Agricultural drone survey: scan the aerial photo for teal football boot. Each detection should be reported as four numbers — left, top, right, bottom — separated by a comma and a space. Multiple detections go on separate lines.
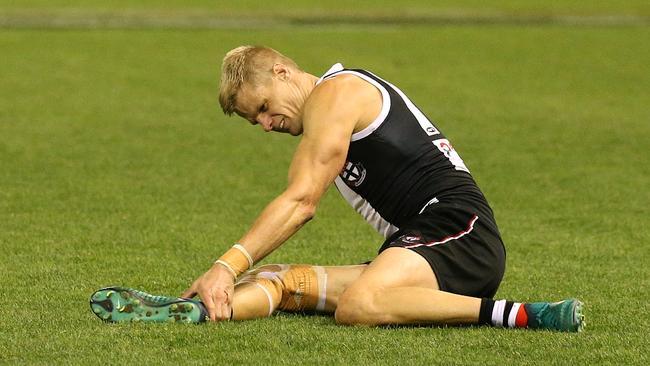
525, 299, 585, 332
90, 287, 209, 323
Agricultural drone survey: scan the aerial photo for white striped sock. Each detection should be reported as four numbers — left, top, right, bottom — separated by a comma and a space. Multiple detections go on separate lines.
508, 303, 522, 328
490, 300, 524, 328
491, 300, 507, 327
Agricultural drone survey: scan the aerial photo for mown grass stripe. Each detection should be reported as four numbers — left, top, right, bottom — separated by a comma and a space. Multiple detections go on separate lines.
1, 12, 648, 29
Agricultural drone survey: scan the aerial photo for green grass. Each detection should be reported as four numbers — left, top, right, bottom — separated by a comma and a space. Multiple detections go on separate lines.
1, 4, 649, 365
2, 1, 649, 29
3, 0, 650, 16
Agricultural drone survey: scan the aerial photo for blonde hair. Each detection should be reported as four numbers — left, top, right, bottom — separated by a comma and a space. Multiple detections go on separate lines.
218, 46, 300, 116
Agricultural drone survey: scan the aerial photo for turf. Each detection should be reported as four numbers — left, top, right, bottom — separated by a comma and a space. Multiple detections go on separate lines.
2, 1, 649, 30
1, 4, 649, 365
2, 0, 649, 16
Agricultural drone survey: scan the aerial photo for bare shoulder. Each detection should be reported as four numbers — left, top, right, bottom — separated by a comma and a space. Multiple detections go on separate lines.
303, 74, 382, 133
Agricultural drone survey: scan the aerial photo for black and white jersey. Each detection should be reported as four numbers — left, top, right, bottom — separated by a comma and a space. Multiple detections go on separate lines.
317, 63, 488, 238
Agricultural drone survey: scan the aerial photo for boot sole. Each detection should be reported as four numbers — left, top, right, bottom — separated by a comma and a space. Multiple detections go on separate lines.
89, 287, 208, 323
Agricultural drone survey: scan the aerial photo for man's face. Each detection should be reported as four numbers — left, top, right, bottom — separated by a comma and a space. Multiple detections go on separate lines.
234, 74, 304, 136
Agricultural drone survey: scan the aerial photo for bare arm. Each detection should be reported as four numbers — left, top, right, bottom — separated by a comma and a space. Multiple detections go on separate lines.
237, 101, 355, 260
182, 77, 373, 320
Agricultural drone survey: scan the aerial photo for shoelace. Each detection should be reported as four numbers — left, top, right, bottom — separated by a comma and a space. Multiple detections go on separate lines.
130, 289, 176, 305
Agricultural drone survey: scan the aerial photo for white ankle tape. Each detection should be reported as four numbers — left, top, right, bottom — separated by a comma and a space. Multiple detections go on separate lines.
314, 266, 328, 312
254, 282, 275, 317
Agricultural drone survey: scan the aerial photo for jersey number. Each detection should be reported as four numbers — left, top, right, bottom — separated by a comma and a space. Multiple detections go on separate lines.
433, 139, 470, 173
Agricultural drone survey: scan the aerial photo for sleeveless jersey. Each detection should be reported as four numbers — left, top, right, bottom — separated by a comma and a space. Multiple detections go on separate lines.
316, 64, 487, 238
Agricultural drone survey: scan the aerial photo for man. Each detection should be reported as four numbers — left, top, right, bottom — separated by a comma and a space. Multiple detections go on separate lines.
90, 46, 584, 332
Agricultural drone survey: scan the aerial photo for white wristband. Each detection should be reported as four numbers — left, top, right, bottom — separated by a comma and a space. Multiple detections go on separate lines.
214, 260, 237, 277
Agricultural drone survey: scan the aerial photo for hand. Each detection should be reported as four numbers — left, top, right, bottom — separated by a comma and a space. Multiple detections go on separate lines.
182, 263, 236, 322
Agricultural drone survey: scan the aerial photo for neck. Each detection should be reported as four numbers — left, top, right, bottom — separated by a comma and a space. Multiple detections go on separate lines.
286, 72, 319, 114
279, 72, 319, 126
297, 72, 320, 101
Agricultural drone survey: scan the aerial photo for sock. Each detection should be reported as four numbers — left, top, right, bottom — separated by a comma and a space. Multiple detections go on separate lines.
479, 298, 528, 328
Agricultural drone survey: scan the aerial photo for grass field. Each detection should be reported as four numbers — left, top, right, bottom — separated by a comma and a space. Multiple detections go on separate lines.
1, 2, 649, 365
4, 0, 650, 14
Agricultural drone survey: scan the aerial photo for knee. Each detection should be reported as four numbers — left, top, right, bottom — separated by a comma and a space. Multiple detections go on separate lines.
335, 287, 385, 326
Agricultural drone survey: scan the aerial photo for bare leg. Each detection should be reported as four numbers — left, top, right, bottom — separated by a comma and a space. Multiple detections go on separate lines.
230, 264, 366, 320
225, 251, 584, 332
335, 247, 481, 325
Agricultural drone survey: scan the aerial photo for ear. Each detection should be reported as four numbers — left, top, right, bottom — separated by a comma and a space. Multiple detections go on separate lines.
272, 63, 291, 81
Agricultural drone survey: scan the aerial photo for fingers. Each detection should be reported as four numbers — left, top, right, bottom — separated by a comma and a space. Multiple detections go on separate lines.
210, 288, 232, 321
202, 289, 218, 321
192, 284, 230, 322
185, 266, 235, 322
215, 297, 230, 321
223, 285, 234, 320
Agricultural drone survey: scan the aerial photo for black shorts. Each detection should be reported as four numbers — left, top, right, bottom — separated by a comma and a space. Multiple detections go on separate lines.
379, 198, 506, 298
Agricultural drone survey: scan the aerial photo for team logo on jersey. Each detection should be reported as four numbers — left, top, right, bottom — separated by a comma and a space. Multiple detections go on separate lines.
425, 125, 440, 136
395, 234, 423, 245
340, 161, 366, 187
